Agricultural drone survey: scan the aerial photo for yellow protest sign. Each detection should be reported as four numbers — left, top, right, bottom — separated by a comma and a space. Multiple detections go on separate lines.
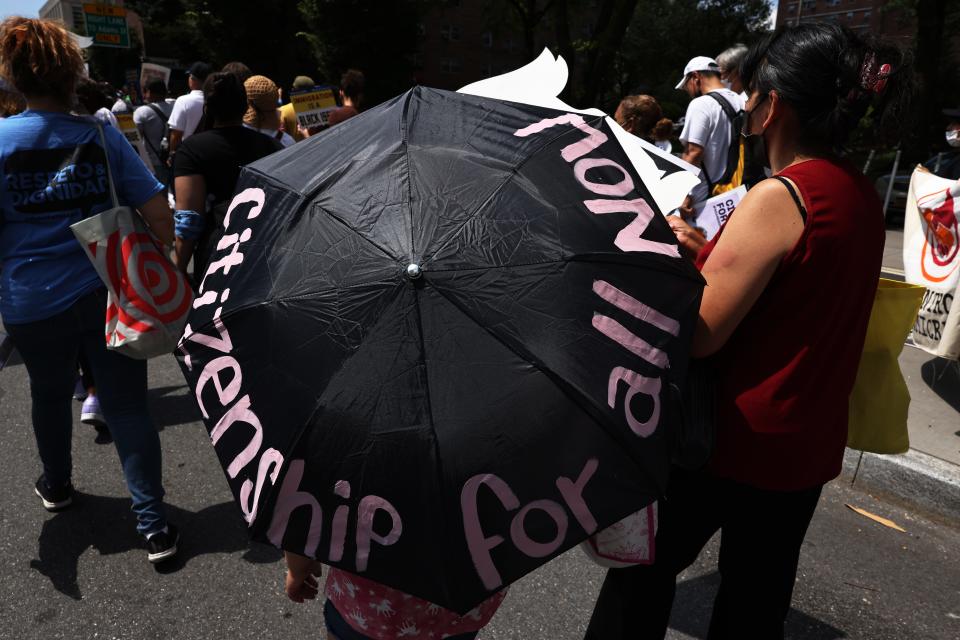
291, 86, 339, 128
115, 114, 153, 168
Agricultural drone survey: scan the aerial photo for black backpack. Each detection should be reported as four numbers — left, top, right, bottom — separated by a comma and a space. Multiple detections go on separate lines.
703, 92, 765, 196
143, 103, 170, 164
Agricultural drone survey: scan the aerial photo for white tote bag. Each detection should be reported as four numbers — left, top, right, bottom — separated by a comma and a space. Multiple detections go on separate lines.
70, 124, 193, 359
581, 503, 658, 568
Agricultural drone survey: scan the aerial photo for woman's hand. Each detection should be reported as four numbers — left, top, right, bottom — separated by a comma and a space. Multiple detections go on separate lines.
284, 551, 323, 604
667, 215, 707, 260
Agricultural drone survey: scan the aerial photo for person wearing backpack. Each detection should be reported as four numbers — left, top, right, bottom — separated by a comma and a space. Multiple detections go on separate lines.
133, 79, 174, 184
675, 56, 746, 217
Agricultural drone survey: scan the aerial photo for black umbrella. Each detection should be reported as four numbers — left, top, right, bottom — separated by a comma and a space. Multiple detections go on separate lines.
177, 87, 704, 614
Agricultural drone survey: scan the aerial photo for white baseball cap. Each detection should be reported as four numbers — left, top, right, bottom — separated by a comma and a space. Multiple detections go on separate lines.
675, 56, 721, 90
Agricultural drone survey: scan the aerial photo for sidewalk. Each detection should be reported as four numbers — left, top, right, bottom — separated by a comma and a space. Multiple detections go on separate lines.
843, 228, 960, 522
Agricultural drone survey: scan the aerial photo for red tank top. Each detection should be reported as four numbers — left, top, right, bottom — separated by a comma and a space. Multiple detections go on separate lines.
694, 158, 884, 490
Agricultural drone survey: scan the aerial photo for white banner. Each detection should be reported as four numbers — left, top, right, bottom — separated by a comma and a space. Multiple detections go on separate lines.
139, 63, 171, 91
903, 167, 960, 359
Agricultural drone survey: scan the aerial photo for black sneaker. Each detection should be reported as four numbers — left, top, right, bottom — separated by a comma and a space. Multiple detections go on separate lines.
34, 475, 73, 511
144, 524, 179, 563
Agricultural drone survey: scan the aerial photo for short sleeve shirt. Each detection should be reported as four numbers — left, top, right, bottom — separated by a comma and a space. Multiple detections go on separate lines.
168, 90, 205, 138
173, 126, 283, 208
173, 126, 282, 276
0, 110, 164, 323
679, 88, 745, 203
133, 99, 174, 167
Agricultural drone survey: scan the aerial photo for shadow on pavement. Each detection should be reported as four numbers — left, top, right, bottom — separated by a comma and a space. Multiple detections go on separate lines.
30, 493, 281, 598
147, 384, 203, 430
669, 572, 847, 639
921, 357, 960, 414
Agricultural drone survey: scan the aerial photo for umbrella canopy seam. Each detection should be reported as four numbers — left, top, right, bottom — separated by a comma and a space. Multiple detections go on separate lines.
418, 111, 610, 268
183, 277, 403, 338
423, 254, 704, 284
423, 275, 668, 495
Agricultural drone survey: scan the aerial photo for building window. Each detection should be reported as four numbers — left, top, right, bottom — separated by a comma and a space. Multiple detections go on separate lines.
847, 11, 854, 18
827, 0, 840, 6
788, 3, 797, 13
440, 58, 461, 74
71, 5, 87, 34
440, 24, 461, 42
482, 31, 493, 48
864, 11, 871, 20
802, 0, 815, 10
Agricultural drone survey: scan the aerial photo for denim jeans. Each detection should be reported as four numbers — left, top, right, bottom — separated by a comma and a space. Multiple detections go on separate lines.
6, 288, 167, 535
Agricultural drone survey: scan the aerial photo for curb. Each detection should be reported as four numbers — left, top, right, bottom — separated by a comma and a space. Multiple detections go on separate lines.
841, 447, 960, 523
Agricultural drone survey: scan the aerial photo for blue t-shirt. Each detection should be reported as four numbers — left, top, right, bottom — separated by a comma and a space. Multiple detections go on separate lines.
0, 110, 164, 324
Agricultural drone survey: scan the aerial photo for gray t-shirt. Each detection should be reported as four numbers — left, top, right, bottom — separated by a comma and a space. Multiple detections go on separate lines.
133, 99, 174, 168
679, 88, 745, 203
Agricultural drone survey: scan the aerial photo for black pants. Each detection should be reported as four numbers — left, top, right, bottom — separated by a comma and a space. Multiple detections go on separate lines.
585, 468, 822, 640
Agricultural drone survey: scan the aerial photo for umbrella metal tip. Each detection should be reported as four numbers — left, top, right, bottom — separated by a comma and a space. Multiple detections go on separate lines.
406, 263, 423, 279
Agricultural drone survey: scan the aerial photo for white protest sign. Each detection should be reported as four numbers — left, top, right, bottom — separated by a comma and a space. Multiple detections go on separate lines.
290, 85, 339, 129
690, 186, 746, 241
139, 63, 171, 91
115, 113, 153, 169
903, 167, 960, 359
458, 49, 700, 215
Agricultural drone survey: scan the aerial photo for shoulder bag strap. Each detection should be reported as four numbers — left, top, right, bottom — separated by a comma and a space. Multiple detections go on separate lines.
705, 91, 738, 120
772, 175, 808, 224
147, 102, 169, 123
95, 123, 121, 210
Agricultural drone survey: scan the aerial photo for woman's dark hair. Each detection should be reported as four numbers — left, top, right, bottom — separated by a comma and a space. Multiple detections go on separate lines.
652, 117, 674, 142
202, 71, 247, 130
617, 94, 664, 142
740, 22, 911, 152
75, 77, 114, 114
221, 61, 253, 84
340, 69, 365, 106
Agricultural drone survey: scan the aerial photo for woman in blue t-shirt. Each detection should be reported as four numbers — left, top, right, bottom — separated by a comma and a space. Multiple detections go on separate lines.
0, 17, 179, 562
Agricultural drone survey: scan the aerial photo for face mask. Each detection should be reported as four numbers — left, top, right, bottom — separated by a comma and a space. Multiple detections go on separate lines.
742, 94, 770, 170
741, 94, 768, 140
947, 130, 960, 148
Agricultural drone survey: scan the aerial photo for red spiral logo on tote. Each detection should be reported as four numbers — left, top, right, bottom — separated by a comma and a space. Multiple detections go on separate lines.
98, 229, 192, 339
917, 187, 960, 284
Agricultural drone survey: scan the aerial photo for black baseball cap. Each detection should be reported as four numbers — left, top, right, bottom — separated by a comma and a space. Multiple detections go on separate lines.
187, 62, 213, 82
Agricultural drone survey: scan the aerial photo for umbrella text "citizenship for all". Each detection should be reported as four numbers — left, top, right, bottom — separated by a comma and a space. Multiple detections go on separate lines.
457, 115, 685, 590
180, 188, 406, 575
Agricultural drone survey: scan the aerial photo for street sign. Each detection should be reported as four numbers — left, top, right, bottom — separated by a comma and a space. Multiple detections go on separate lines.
83, 3, 129, 49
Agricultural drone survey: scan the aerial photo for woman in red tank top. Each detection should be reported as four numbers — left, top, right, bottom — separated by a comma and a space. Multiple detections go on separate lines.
586, 23, 910, 639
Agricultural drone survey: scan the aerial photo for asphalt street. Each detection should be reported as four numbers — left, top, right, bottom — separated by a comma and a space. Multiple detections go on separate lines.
1, 225, 958, 639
